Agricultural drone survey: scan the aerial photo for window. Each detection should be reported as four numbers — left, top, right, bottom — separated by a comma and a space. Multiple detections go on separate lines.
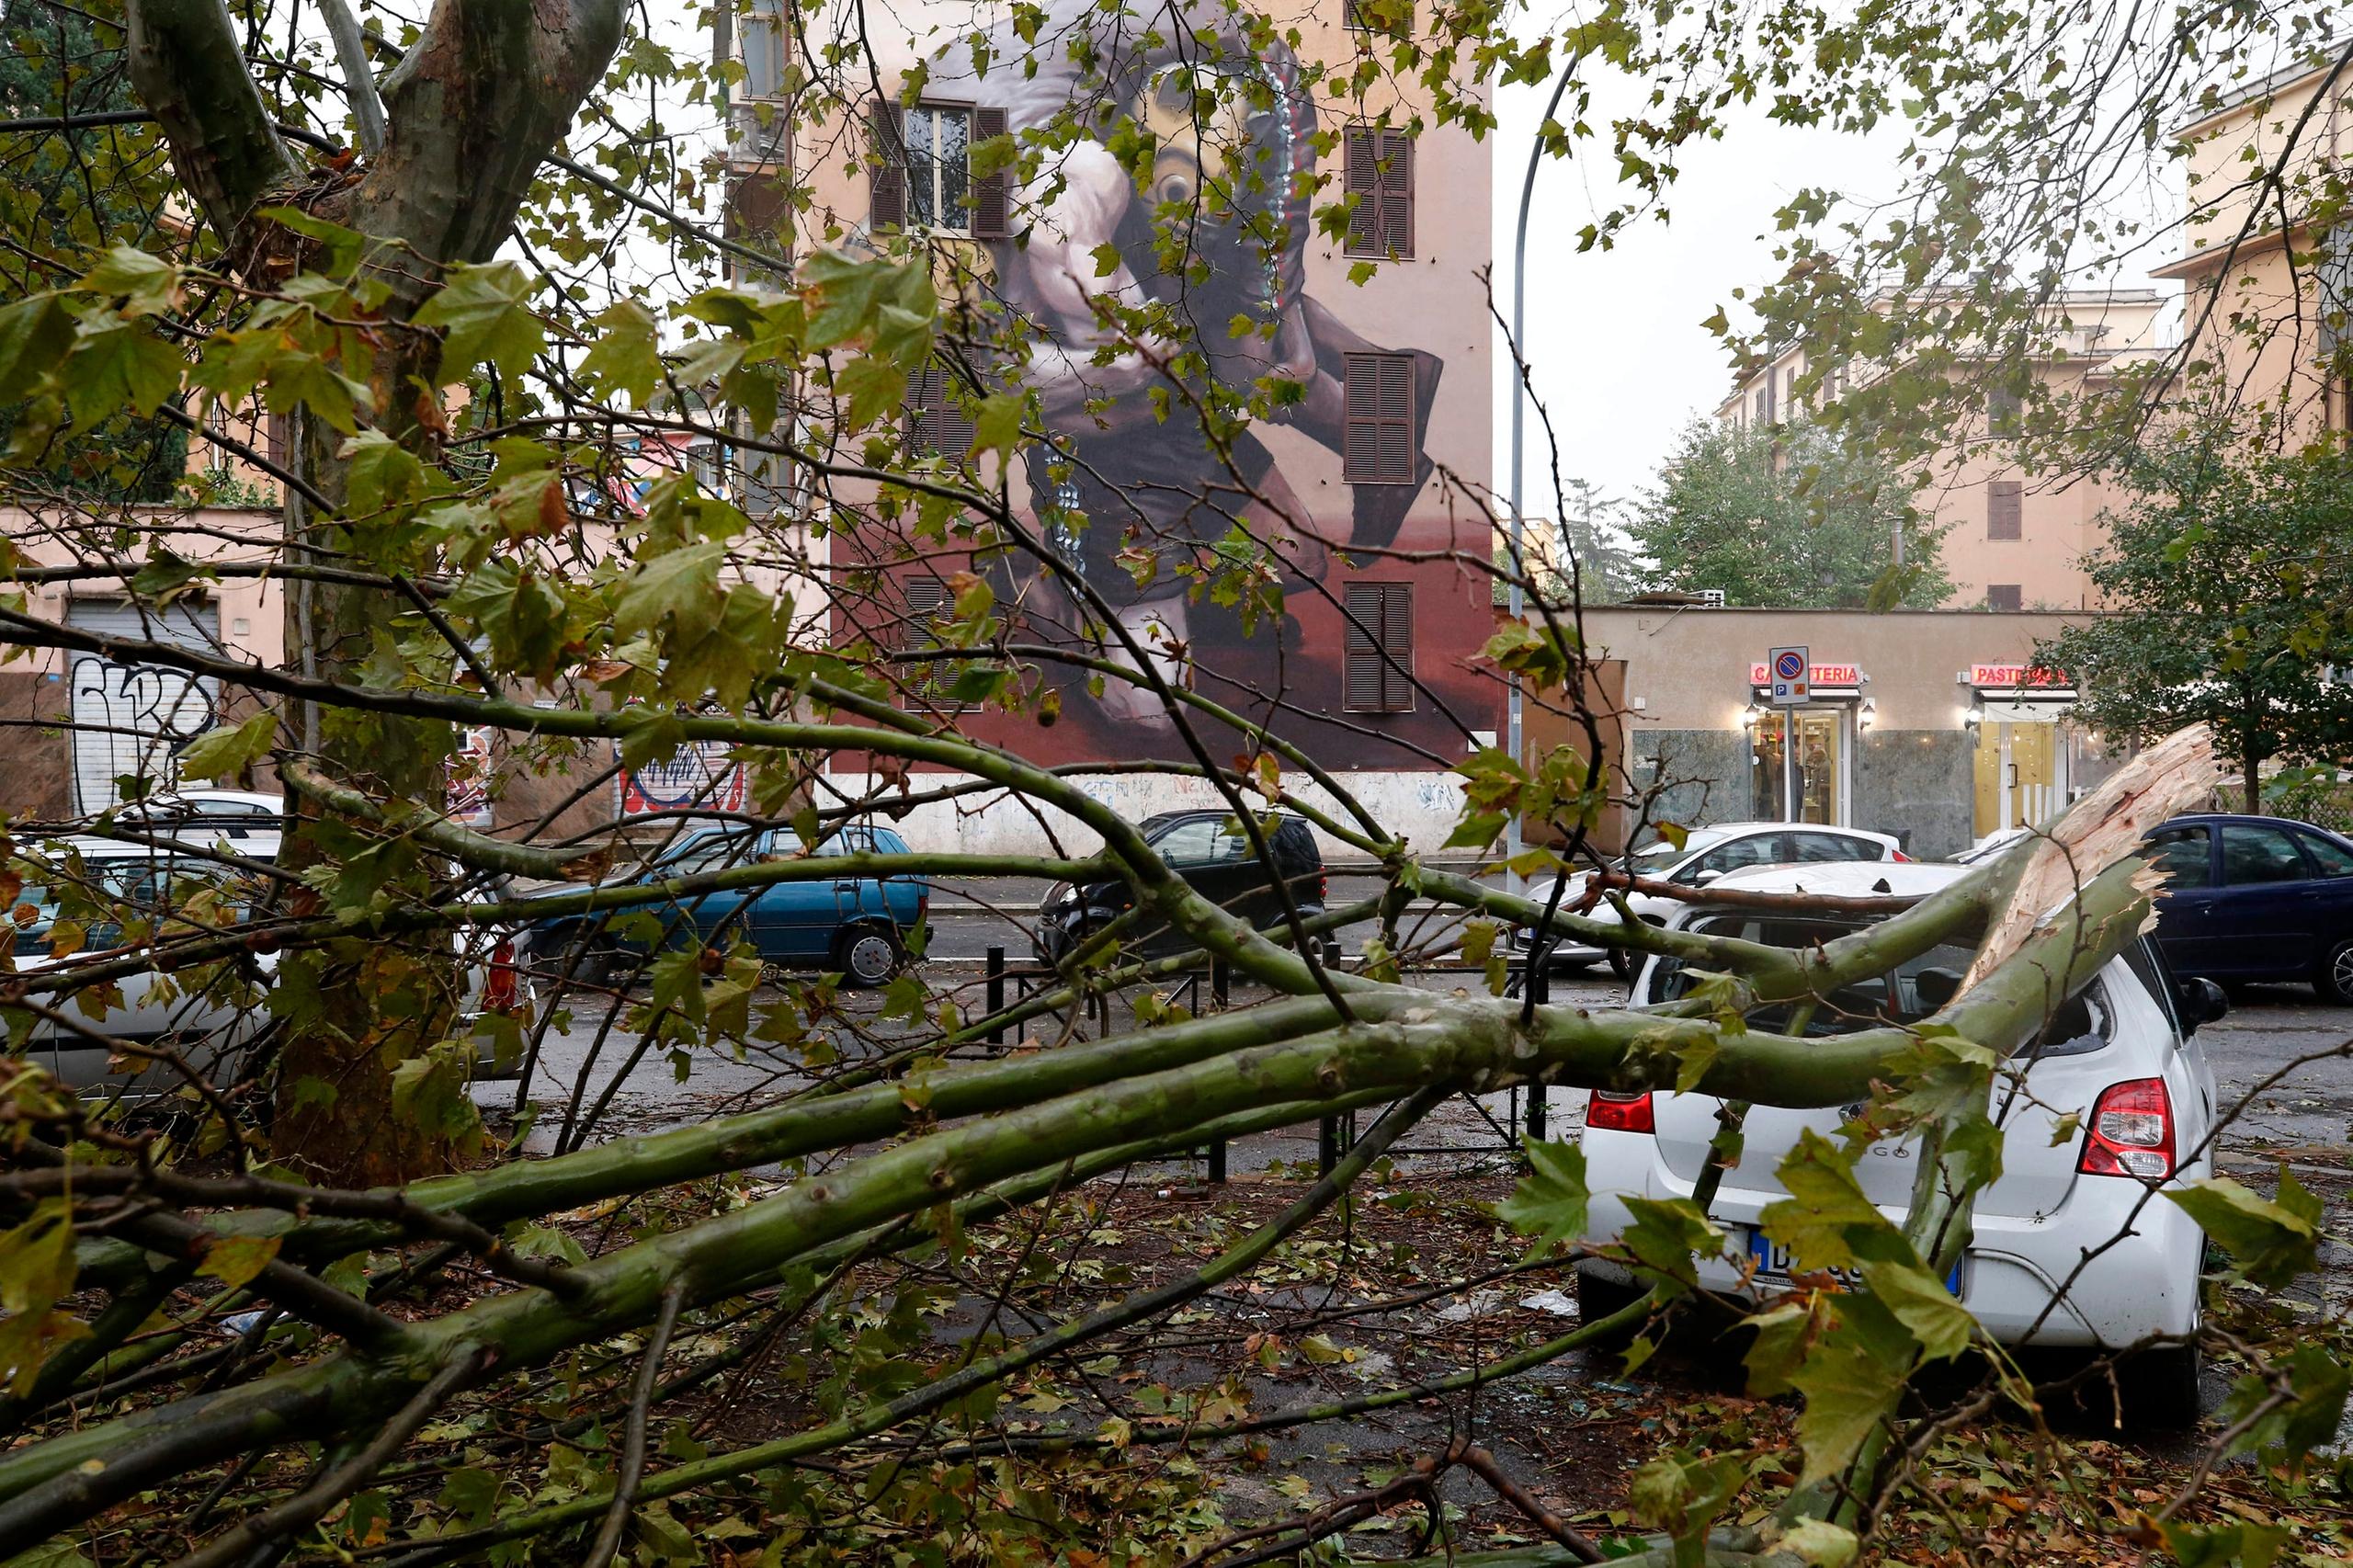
2300, 832, 2353, 878
1986, 479, 2022, 540
1987, 385, 2022, 433
1341, 582, 1414, 712
1342, 352, 1416, 483
1984, 584, 2022, 611
1791, 832, 1881, 863
1343, 127, 1413, 258
741, 0, 784, 97
904, 364, 977, 457
2146, 825, 2211, 890
2220, 823, 2312, 886
1677, 832, 1786, 883
901, 574, 973, 709
1153, 817, 1234, 865
869, 100, 1009, 236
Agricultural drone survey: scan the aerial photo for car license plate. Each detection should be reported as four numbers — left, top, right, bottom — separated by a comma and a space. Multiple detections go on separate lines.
1746, 1231, 1962, 1295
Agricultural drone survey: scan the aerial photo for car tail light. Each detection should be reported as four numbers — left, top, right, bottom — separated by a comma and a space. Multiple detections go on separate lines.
1317, 870, 1328, 901
483, 937, 520, 1013
2077, 1078, 2175, 1179
1586, 1090, 1654, 1133
1890, 848, 1913, 863
916, 885, 930, 925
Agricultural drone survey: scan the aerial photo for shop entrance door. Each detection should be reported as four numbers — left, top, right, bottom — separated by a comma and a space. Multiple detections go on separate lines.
1972, 720, 2062, 835
1751, 708, 1848, 824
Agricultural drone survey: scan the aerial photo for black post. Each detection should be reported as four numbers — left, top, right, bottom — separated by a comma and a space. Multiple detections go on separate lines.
985, 947, 1006, 1045
1318, 1115, 1339, 1176
1211, 956, 1229, 1010
1526, 961, 1550, 1142
1207, 1136, 1227, 1184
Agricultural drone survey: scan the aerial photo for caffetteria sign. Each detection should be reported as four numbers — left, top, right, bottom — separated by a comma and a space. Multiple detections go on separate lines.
1748, 661, 1861, 686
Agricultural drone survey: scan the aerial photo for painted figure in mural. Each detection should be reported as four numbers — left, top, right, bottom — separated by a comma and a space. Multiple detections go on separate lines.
920, 0, 1444, 734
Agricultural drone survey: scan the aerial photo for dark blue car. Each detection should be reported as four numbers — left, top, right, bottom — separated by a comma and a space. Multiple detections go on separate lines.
2145, 813, 2353, 1003
525, 824, 926, 988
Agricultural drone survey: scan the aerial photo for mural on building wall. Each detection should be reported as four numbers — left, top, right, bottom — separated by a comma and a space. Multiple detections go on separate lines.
617, 738, 747, 817
868, 0, 1488, 766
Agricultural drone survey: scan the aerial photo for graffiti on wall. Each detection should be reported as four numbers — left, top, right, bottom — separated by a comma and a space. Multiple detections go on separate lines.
69, 654, 220, 814
617, 739, 747, 817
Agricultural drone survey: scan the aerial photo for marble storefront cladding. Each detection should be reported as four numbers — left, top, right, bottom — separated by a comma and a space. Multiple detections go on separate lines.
1626, 727, 1978, 859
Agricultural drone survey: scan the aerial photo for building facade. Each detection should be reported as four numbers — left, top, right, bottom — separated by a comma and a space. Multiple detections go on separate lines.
2153, 54, 2353, 437
1576, 604, 2119, 858
726, 0, 1500, 858
1713, 291, 2168, 612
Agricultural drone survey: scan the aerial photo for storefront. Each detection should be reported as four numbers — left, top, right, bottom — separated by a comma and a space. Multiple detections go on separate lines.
1570, 607, 2109, 860
1741, 661, 1865, 825
1963, 662, 2112, 838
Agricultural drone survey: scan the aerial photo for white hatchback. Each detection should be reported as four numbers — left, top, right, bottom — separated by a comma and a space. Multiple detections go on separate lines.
1573, 860, 2223, 1423
1512, 822, 1907, 978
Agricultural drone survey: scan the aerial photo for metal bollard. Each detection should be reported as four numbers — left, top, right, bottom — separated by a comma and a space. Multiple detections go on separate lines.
1527, 961, 1550, 1141
985, 947, 1006, 1045
1317, 1116, 1339, 1176
1211, 956, 1230, 1010
1207, 1137, 1227, 1183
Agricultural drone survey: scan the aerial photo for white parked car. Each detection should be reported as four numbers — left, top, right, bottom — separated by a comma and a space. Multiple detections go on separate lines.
1571, 860, 2224, 1424
1512, 822, 1908, 978
8, 830, 527, 1096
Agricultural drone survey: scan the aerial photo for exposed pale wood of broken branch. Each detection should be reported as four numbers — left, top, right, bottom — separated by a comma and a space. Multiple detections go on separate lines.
1960, 723, 2217, 990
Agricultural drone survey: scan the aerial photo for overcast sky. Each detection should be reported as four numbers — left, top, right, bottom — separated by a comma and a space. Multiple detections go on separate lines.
1488, 76, 1915, 518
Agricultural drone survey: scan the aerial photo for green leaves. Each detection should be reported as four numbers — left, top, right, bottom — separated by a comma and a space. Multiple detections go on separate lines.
0, 294, 76, 404
175, 709, 280, 782
1629, 1449, 1745, 1568
413, 261, 545, 384
2212, 1342, 2350, 1470
576, 300, 664, 407
2164, 1170, 2322, 1290
63, 316, 181, 425
195, 1233, 284, 1293
0, 1200, 85, 1396
78, 244, 180, 317
1496, 1137, 1588, 1254
1758, 1130, 1896, 1272
1855, 1258, 1972, 1361
2154, 1519, 2287, 1568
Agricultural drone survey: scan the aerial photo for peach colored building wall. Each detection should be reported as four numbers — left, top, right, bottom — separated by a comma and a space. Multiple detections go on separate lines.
1714, 293, 2166, 610
2154, 59, 2353, 437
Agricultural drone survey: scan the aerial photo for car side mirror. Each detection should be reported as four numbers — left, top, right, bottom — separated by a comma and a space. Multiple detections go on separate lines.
2179, 977, 2230, 1033
1691, 868, 1723, 885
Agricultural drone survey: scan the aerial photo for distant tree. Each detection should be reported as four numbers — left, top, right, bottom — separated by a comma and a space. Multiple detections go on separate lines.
0, 0, 187, 500
1496, 478, 1639, 606
1631, 417, 1949, 608
2040, 431, 2353, 807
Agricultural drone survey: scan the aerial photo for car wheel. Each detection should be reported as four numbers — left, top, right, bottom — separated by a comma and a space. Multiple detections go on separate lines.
2118, 1343, 2204, 1429
1574, 1269, 1649, 1348
2314, 937, 2353, 1006
836, 925, 904, 988
1605, 947, 1633, 983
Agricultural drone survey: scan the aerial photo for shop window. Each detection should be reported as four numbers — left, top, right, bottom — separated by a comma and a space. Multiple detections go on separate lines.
1342, 353, 1417, 483
1751, 709, 1846, 825
1984, 584, 2022, 611
1986, 480, 2022, 540
1342, 581, 1414, 712
1343, 127, 1414, 259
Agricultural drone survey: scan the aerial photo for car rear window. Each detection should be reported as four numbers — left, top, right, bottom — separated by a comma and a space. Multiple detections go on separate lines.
1650, 913, 2109, 1055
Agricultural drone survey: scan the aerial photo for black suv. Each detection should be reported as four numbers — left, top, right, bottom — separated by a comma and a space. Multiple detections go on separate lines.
1033, 809, 1326, 962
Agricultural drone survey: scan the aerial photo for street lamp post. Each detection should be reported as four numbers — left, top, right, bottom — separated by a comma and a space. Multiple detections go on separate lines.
1506, 67, 1578, 892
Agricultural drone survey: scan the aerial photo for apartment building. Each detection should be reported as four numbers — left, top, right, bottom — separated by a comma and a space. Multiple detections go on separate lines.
1712, 290, 2166, 613
722, 0, 1500, 855
2153, 51, 2353, 436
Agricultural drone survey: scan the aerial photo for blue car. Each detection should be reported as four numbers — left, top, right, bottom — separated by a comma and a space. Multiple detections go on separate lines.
2144, 812, 2353, 1003
524, 824, 926, 988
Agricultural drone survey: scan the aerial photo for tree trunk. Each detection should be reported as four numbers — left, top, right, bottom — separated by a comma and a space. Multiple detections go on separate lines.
124, 0, 626, 1184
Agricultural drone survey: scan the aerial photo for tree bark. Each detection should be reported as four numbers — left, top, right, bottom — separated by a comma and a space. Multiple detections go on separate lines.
122, 0, 628, 1184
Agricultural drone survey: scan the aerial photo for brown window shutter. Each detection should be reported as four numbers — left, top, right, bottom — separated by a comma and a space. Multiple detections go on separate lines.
904, 365, 937, 453
1985, 584, 2022, 611
1381, 131, 1414, 257
1986, 479, 2023, 540
1344, 127, 1379, 255
869, 99, 906, 231
1343, 583, 1414, 711
971, 106, 1010, 238
1342, 353, 1416, 483
901, 574, 963, 706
